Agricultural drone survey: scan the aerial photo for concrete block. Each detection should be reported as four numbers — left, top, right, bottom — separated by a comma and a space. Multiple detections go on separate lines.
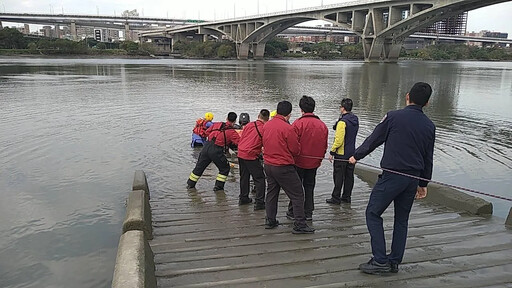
355, 165, 493, 215
506, 207, 512, 227
123, 190, 153, 240
426, 184, 493, 215
133, 170, 150, 198
112, 231, 156, 288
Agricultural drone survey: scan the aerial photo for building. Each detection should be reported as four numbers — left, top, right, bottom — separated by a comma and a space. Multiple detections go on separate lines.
422, 12, 468, 35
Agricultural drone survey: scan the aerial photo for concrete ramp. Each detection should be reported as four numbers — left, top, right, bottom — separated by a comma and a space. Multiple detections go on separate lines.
149, 184, 512, 287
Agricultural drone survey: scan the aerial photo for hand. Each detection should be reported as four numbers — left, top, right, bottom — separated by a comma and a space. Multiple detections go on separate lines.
415, 187, 427, 199
328, 155, 333, 163
349, 156, 357, 165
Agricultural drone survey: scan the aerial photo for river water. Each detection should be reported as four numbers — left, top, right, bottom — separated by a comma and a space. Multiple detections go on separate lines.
0, 58, 511, 287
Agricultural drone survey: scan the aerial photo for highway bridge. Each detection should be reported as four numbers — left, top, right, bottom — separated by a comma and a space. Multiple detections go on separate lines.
0, 13, 203, 40
285, 26, 512, 45
139, 0, 512, 62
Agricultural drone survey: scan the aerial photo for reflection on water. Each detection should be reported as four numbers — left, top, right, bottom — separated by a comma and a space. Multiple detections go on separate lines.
0, 58, 511, 287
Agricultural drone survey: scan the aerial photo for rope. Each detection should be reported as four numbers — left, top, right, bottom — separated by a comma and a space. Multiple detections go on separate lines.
300, 155, 512, 202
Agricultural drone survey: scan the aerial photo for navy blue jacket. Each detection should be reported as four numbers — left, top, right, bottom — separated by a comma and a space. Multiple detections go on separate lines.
353, 105, 435, 187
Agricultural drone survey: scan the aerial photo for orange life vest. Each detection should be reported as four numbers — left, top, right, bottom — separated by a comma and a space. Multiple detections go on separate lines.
193, 119, 209, 138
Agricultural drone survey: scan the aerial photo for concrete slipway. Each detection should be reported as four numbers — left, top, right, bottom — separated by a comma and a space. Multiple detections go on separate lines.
143, 167, 512, 288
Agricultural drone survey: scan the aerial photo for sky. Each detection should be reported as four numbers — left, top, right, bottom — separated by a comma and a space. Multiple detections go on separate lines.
1, 0, 511, 38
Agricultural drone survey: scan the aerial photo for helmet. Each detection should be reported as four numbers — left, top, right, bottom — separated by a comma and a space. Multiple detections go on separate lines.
204, 112, 214, 121
270, 110, 277, 118
239, 113, 250, 126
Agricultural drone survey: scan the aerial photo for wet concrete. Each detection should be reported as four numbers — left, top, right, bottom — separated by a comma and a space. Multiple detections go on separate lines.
149, 171, 512, 287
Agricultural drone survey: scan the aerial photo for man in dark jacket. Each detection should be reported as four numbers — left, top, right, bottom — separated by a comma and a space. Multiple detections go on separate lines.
263, 101, 314, 234
187, 112, 240, 191
237, 109, 270, 209
350, 82, 435, 275
286, 96, 328, 221
326, 98, 359, 204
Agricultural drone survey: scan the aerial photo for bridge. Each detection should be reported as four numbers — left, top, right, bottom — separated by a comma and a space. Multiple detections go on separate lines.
139, 0, 512, 62
0, 13, 203, 40
284, 26, 512, 45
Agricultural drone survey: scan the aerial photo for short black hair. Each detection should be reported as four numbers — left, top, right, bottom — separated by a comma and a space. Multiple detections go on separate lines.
341, 98, 353, 112
259, 109, 270, 121
409, 82, 432, 107
276, 101, 292, 116
299, 95, 315, 113
227, 112, 237, 123
239, 113, 250, 126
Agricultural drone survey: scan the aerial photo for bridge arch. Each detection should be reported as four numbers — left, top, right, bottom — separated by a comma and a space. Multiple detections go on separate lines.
150, 0, 512, 62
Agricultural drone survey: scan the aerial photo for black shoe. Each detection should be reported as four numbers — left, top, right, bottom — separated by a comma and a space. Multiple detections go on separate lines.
239, 198, 253, 205
292, 224, 315, 234
326, 198, 341, 205
390, 262, 399, 273
254, 203, 265, 211
340, 198, 351, 204
286, 212, 294, 220
213, 186, 224, 191
265, 218, 279, 229
359, 258, 392, 275
305, 214, 313, 221
186, 180, 196, 189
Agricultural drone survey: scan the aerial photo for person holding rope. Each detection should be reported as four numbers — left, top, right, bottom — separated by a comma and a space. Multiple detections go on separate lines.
286, 96, 328, 221
237, 109, 270, 209
187, 112, 240, 191
350, 82, 435, 275
326, 98, 359, 205
263, 101, 314, 234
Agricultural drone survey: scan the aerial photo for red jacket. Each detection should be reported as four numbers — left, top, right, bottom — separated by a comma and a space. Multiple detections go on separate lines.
262, 115, 300, 166
293, 113, 329, 169
238, 120, 265, 160
206, 122, 240, 148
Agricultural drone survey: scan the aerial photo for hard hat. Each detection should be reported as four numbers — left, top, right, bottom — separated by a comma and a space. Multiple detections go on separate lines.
204, 112, 214, 121
270, 110, 277, 118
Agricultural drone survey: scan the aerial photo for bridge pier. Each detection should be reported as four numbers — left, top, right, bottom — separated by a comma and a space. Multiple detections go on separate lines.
125, 23, 131, 41
55, 24, 60, 39
253, 43, 266, 60
0, 21, 3, 29
70, 21, 77, 41
237, 43, 250, 60
363, 37, 403, 63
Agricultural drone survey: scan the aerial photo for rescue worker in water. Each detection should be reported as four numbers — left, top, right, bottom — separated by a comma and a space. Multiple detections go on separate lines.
187, 112, 240, 191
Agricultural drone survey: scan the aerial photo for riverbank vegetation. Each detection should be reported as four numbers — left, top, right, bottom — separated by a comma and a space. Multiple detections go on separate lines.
0, 27, 154, 56
1, 27, 511, 61
401, 43, 512, 61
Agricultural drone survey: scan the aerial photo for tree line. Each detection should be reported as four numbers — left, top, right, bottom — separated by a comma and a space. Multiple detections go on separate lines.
0, 27, 153, 56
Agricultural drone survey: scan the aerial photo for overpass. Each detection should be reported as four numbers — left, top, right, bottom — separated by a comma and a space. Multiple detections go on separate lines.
0, 13, 202, 40
285, 26, 512, 45
139, 0, 512, 62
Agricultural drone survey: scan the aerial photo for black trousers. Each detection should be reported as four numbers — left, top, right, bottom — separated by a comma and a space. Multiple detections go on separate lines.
187, 141, 230, 189
239, 158, 266, 204
288, 167, 317, 217
331, 160, 355, 202
265, 164, 306, 226
366, 172, 418, 265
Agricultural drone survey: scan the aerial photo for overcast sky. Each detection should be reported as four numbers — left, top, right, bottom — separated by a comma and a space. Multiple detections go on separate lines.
2, 0, 511, 37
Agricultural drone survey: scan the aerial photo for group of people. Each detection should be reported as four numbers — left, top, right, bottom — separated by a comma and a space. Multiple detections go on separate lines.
186, 82, 435, 275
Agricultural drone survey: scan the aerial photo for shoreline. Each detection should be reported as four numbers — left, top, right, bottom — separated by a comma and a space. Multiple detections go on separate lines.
1, 53, 511, 62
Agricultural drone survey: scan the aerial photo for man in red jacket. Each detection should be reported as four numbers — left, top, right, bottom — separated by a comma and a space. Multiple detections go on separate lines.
237, 109, 270, 210
187, 112, 240, 191
287, 96, 328, 221
263, 101, 314, 234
